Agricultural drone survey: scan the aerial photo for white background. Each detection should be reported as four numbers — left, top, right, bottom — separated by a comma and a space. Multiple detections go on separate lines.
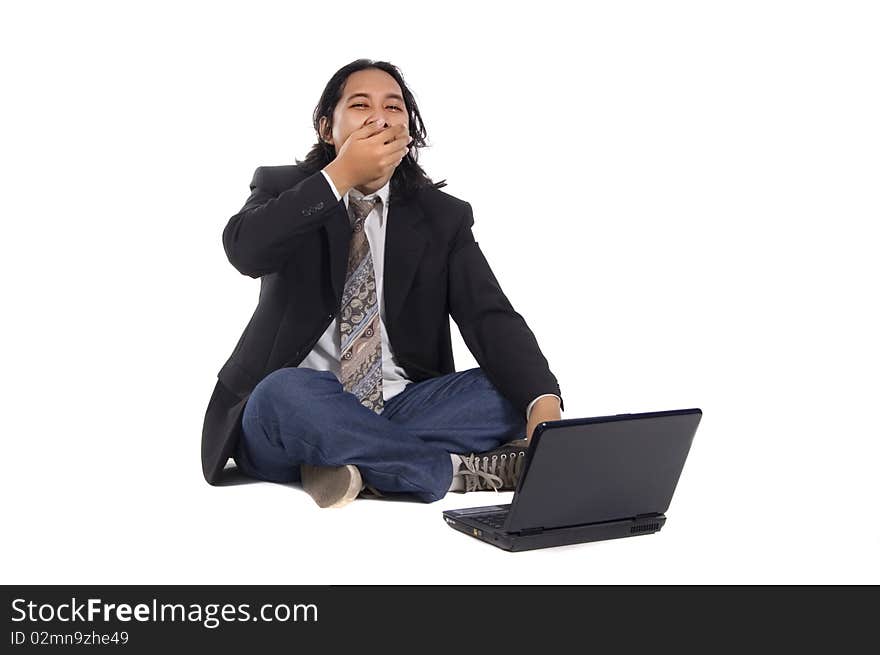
1, 0, 877, 584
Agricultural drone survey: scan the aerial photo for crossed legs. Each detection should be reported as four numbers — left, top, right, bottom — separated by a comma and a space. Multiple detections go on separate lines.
234, 367, 526, 503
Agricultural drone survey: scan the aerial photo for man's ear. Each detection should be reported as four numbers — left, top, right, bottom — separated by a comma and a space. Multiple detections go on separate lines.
318, 117, 332, 145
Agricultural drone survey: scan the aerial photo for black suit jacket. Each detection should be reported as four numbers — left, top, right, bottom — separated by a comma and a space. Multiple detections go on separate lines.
201, 164, 564, 484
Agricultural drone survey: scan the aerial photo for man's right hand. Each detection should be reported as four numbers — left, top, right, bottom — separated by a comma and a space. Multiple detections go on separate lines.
327, 120, 412, 191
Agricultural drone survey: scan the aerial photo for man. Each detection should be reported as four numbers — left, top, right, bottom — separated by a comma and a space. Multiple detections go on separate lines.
202, 60, 564, 508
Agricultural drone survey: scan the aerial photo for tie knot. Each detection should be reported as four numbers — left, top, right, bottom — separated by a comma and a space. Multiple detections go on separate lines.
348, 195, 380, 226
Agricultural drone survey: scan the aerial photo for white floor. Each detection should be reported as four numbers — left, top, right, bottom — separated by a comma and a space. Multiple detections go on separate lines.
4, 0, 879, 585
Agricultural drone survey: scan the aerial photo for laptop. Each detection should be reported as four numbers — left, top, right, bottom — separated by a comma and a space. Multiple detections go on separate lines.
442, 408, 702, 552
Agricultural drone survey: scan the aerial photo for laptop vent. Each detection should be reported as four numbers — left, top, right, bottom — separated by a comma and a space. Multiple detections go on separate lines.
630, 522, 660, 534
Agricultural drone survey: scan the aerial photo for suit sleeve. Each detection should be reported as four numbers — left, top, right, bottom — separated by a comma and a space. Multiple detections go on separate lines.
448, 202, 565, 418
222, 166, 342, 278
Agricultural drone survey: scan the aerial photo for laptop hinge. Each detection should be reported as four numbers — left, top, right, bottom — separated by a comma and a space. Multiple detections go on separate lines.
634, 513, 662, 520
518, 527, 544, 536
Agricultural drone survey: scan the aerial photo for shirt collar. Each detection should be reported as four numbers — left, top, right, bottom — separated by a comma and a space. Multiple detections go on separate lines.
346, 177, 391, 227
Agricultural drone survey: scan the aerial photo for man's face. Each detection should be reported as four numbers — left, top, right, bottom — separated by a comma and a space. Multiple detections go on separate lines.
320, 68, 409, 151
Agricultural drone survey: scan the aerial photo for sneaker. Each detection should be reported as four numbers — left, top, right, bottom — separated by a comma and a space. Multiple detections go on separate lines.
300, 463, 364, 508
454, 438, 531, 493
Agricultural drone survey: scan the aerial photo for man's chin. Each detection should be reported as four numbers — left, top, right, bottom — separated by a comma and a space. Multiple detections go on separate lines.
359, 175, 392, 193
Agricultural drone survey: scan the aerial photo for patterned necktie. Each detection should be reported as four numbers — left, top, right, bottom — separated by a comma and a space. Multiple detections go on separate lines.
339, 194, 384, 413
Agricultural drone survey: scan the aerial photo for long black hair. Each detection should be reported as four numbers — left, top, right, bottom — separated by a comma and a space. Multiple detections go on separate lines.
294, 59, 447, 202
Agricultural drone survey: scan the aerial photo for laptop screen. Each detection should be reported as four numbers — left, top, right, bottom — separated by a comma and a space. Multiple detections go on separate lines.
505, 409, 702, 532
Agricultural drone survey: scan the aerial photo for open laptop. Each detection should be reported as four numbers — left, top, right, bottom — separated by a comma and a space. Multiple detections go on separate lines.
442, 408, 702, 552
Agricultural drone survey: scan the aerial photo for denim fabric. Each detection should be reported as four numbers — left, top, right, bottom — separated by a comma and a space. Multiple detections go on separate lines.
233, 366, 526, 503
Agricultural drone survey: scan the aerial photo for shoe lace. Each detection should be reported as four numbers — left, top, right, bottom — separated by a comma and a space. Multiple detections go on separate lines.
459, 449, 526, 492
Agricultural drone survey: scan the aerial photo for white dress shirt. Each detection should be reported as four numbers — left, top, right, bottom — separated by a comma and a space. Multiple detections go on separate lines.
302, 169, 560, 421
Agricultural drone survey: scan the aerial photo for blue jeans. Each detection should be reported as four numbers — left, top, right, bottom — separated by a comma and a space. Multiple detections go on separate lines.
233, 366, 526, 503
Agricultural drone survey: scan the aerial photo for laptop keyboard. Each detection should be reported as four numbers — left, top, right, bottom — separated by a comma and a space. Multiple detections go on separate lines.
471, 509, 510, 530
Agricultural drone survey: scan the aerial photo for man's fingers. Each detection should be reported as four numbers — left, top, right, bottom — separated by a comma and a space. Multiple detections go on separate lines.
391, 123, 410, 143
381, 126, 412, 149
364, 122, 409, 145
384, 141, 409, 164
358, 123, 386, 140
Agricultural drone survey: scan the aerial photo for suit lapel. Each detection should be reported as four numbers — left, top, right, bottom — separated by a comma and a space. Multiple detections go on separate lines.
383, 194, 427, 328
326, 209, 352, 304
325, 190, 427, 328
